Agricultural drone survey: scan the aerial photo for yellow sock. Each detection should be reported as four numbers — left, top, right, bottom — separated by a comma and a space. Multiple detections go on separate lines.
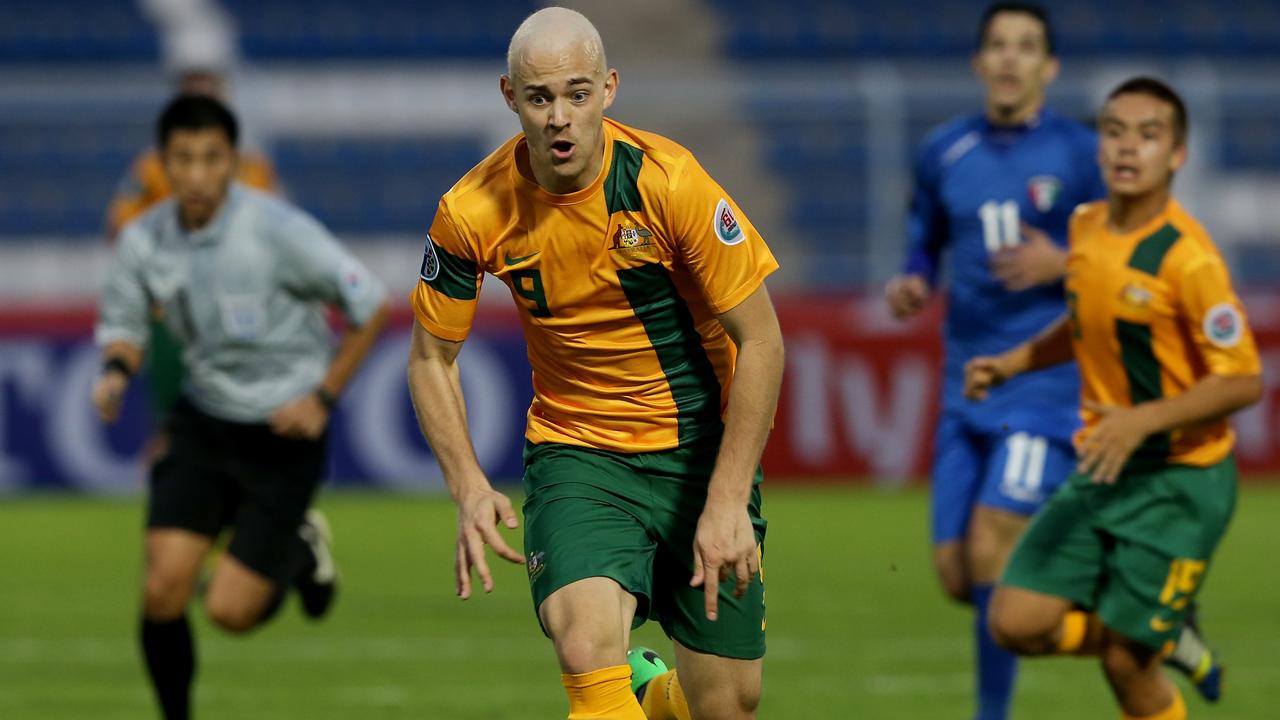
1122, 687, 1186, 720
561, 664, 647, 719
639, 670, 692, 720
1057, 610, 1103, 655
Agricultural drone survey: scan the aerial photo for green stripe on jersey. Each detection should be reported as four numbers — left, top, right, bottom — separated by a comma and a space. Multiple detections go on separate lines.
605, 141, 644, 215
1127, 223, 1181, 277
424, 238, 479, 300
617, 263, 723, 445
1116, 319, 1171, 466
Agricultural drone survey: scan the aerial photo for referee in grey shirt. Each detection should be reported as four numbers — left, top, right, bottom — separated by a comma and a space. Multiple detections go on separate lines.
92, 95, 389, 720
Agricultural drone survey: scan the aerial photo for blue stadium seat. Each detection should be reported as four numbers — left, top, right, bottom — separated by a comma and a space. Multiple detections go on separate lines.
708, 0, 1280, 59
0, 0, 157, 62
272, 136, 485, 233
221, 0, 537, 60
0, 123, 149, 236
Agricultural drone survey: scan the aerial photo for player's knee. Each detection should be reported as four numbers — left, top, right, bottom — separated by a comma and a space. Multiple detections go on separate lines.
205, 597, 261, 634
142, 571, 192, 620
987, 605, 1053, 654
1100, 637, 1157, 686
552, 629, 624, 675
687, 684, 759, 720
932, 557, 970, 604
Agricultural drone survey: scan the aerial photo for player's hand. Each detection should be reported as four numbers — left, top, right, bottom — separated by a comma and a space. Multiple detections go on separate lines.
91, 370, 129, 423
885, 274, 931, 320
269, 393, 330, 440
964, 355, 1012, 401
454, 487, 522, 599
1077, 401, 1154, 485
691, 498, 759, 621
991, 223, 1067, 292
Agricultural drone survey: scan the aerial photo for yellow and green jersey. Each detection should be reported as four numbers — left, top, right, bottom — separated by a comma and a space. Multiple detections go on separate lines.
1065, 199, 1261, 468
410, 118, 779, 453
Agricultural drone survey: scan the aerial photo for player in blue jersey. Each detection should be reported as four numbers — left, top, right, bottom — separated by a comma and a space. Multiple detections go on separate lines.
887, 4, 1102, 718
887, 5, 1222, 718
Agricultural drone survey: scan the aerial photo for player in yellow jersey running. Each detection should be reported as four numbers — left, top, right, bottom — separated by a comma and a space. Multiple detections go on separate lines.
965, 77, 1263, 719
405, 8, 783, 720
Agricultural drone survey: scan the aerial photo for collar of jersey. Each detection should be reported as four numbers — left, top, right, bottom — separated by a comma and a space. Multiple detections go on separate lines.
1104, 198, 1179, 241
511, 126, 614, 207
174, 184, 241, 245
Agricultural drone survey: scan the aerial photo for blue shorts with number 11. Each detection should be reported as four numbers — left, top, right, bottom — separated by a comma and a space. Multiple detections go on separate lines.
930, 411, 1076, 545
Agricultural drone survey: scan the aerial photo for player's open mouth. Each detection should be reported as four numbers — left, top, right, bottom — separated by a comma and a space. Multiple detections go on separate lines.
550, 140, 575, 161
1113, 164, 1139, 180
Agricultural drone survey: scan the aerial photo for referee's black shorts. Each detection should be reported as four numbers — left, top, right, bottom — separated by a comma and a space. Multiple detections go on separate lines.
148, 397, 327, 585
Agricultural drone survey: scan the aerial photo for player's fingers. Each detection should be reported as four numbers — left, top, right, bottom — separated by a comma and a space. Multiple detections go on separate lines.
690, 545, 705, 587
494, 493, 520, 529
734, 556, 751, 598
465, 529, 494, 593
702, 559, 721, 621
480, 522, 523, 565
455, 542, 471, 599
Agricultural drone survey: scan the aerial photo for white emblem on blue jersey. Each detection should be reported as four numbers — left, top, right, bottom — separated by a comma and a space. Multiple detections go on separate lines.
1027, 176, 1063, 212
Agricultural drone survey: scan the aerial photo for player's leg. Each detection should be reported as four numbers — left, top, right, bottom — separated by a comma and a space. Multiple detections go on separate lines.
141, 529, 213, 720
1091, 458, 1236, 712
967, 432, 1076, 719
523, 442, 656, 719
206, 423, 332, 632
645, 450, 767, 720
664, 641, 760, 720
141, 399, 229, 720
989, 471, 1107, 656
930, 413, 984, 603
1100, 631, 1185, 719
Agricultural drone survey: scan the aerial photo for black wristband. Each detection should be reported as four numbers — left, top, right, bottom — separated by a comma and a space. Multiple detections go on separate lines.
314, 387, 338, 410
103, 357, 134, 379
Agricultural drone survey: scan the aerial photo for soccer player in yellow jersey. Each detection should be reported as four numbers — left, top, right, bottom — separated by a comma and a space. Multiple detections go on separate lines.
405, 8, 783, 720
965, 77, 1263, 719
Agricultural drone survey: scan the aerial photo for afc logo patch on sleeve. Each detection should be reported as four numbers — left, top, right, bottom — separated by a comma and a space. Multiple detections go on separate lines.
420, 234, 440, 282
713, 198, 745, 246
1203, 303, 1243, 348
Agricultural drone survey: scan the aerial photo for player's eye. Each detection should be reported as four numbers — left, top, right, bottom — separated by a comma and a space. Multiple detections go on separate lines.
572, 91, 589, 102
529, 95, 547, 106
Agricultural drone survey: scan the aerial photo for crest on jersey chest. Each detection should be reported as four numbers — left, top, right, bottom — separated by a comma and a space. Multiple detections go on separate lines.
1027, 175, 1062, 213
609, 220, 656, 258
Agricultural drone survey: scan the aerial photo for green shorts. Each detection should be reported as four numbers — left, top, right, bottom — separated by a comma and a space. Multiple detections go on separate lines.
1002, 455, 1237, 650
521, 437, 767, 660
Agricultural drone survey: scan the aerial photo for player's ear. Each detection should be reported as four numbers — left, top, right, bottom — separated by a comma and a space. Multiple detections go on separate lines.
601, 68, 619, 111
1168, 139, 1188, 174
500, 75, 519, 113
1041, 56, 1060, 85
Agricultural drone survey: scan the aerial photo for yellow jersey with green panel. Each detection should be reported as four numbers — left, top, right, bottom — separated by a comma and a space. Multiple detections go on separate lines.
410, 118, 779, 453
1065, 199, 1261, 469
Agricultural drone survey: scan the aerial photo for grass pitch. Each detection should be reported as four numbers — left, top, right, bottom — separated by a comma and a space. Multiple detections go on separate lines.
1, 484, 1277, 719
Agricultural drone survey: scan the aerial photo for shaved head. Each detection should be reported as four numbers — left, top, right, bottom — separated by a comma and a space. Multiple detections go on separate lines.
506, 6, 607, 82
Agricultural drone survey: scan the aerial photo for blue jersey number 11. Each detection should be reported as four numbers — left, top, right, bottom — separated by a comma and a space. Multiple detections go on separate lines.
979, 200, 1020, 253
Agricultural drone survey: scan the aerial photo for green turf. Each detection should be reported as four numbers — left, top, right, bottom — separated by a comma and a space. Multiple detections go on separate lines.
1, 485, 1277, 719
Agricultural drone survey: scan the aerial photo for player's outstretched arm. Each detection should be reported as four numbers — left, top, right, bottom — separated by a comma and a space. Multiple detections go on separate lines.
271, 300, 391, 439
694, 284, 784, 621
92, 340, 144, 423
406, 323, 522, 599
965, 314, 1074, 400
1078, 373, 1263, 485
